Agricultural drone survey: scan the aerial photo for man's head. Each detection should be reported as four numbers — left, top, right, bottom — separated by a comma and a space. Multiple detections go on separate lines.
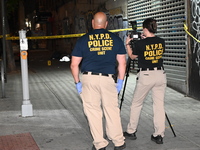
92, 12, 108, 29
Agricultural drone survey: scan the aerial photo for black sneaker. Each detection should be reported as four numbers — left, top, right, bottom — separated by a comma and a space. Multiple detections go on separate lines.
114, 142, 126, 150
123, 131, 137, 140
151, 135, 163, 144
92, 145, 106, 150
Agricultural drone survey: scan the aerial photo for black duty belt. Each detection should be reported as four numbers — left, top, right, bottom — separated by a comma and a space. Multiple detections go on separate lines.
83, 72, 111, 77
138, 67, 163, 72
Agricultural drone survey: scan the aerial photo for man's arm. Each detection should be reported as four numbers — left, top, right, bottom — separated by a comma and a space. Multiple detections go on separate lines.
70, 56, 82, 83
116, 54, 126, 80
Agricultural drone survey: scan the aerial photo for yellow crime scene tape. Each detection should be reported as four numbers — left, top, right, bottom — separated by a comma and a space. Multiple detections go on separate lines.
0, 28, 133, 40
184, 23, 200, 43
1, 25, 197, 42
0, 34, 11, 38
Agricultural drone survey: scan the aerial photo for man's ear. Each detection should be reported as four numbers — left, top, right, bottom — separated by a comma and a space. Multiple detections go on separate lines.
143, 28, 147, 32
105, 21, 108, 28
92, 19, 94, 29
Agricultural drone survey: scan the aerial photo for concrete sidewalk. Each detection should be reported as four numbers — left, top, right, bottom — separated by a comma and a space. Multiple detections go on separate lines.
0, 50, 200, 150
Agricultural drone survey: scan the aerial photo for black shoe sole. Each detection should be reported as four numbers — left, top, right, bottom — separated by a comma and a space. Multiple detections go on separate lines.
123, 132, 137, 140
151, 136, 163, 144
114, 143, 126, 150
92, 145, 106, 150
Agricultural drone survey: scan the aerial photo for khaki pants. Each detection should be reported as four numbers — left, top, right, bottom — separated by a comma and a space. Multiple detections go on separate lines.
127, 69, 166, 137
80, 73, 125, 149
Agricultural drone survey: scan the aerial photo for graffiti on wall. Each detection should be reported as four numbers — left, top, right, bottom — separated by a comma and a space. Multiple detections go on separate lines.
74, 15, 87, 34
73, 12, 128, 42
191, 0, 200, 75
73, 11, 94, 34
107, 14, 128, 42
86, 11, 94, 32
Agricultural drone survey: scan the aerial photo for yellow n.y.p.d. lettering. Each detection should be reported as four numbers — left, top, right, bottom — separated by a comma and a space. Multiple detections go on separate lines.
89, 35, 94, 40
158, 43, 163, 49
146, 45, 151, 50
100, 34, 104, 39
94, 34, 99, 39
105, 33, 110, 39
146, 43, 163, 50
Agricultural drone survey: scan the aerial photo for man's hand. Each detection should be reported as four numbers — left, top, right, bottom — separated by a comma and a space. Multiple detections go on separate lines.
76, 82, 82, 94
116, 79, 124, 93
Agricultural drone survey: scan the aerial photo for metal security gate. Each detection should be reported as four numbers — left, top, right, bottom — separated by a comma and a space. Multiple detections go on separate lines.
127, 0, 187, 94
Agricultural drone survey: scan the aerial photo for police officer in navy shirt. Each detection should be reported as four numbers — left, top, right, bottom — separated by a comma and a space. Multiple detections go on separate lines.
124, 18, 166, 144
70, 12, 126, 150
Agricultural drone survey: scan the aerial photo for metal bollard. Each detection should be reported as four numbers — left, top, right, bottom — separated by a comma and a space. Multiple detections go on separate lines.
19, 29, 33, 117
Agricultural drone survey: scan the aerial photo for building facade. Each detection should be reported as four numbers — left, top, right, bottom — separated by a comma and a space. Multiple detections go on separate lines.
25, 0, 200, 100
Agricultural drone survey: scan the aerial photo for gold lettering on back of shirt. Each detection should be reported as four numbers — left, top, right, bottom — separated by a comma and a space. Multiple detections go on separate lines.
98, 51, 106, 55
89, 35, 94, 40
144, 43, 164, 63
88, 33, 113, 55
88, 40, 113, 47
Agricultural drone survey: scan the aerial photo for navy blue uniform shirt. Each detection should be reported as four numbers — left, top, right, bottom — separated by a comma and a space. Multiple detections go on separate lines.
134, 36, 165, 69
72, 29, 126, 74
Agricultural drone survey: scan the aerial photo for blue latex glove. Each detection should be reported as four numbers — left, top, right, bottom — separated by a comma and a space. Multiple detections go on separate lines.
116, 79, 124, 93
76, 82, 82, 94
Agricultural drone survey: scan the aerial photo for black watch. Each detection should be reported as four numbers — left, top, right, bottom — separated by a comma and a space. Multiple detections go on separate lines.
75, 81, 80, 84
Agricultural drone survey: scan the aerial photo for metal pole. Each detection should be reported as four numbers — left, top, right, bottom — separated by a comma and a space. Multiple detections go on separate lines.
119, 58, 132, 110
165, 113, 176, 137
1, 60, 5, 97
1, 0, 6, 98
19, 29, 33, 117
